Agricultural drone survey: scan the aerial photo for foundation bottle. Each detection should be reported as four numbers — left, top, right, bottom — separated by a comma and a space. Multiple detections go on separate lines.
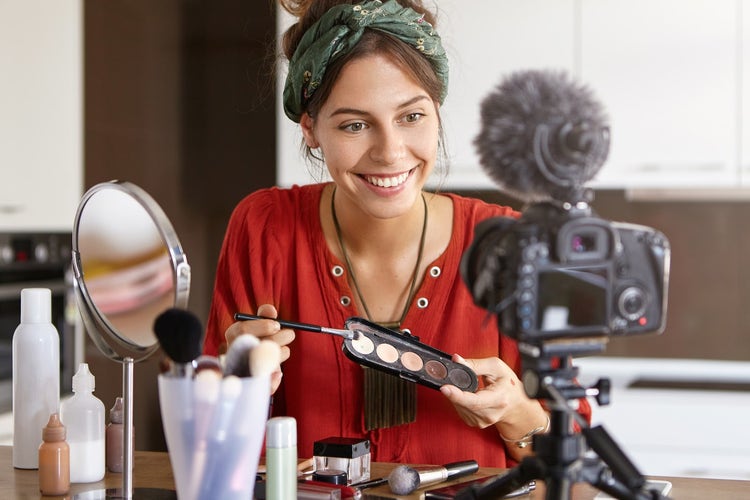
106, 397, 125, 473
38, 412, 70, 496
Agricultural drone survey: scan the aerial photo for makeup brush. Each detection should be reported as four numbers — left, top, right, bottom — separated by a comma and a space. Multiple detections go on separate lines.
234, 312, 358, 340
223, 333, 260, 377
388, 460, 479, 495
154, 307, 204, 377
249, 339, 282, 377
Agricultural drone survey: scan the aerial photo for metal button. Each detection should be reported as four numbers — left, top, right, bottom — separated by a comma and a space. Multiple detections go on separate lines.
429, 266, 441, 278
402, 328, 412, 336
417, 297, 429, 309
332, 265, 344, 277
340, 296, 351, 307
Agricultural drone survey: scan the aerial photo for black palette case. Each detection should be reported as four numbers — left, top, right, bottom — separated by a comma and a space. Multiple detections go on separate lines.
341, 317, 478, 392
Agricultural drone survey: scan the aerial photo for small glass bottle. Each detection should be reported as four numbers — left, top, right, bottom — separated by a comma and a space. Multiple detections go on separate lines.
38, 413, 70, 496
106, 396, 125, 473
60, 363, 106, 483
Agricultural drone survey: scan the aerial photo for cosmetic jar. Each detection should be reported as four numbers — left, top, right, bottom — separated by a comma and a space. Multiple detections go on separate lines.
313, 437, 370, 485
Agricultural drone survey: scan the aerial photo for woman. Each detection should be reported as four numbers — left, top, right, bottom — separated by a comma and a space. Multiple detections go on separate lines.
204, 0, 590, 467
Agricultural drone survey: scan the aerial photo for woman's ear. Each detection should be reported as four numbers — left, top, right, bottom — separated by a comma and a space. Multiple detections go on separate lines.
300, 113, 320, 149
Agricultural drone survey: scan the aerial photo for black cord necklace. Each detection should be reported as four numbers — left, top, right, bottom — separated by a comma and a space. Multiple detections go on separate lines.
330, 187, 428, 328
330, 186, 428, 429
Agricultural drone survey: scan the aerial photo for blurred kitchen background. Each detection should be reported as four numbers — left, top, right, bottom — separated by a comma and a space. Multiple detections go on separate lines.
1, 0, 748, 481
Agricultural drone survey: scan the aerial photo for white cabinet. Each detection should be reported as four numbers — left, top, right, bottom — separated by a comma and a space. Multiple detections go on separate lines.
582, 0, 739, 189
276, 1, 747, 191
0, 0, 83, 231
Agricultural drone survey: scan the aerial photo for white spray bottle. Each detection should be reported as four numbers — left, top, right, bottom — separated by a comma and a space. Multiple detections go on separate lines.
12, 288, 60, 469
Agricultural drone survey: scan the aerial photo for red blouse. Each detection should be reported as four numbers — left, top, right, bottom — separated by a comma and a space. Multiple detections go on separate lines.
204, 183, 591, 468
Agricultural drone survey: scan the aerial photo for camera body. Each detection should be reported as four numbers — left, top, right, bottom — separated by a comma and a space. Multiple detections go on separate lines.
462, 202, 670, 344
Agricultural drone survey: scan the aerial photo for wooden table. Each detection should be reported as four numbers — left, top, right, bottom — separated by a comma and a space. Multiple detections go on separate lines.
2, 446, 749, 499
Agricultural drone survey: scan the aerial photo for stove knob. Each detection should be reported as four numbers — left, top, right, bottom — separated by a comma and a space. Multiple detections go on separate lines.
0, 244, 12, 264
34, 242, 50, 263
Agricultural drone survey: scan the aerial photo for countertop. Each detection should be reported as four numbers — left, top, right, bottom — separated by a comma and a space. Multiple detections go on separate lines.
2, 445, 750, 499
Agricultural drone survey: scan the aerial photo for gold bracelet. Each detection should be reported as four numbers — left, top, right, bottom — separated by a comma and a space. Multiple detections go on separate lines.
499, 414, 550, 449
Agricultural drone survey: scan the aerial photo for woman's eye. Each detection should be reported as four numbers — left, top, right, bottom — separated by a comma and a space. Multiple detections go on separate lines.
404, 113, 424, 123
342, 122, 366, 132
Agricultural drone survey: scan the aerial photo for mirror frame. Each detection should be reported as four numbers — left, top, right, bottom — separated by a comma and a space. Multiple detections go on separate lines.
71, 180, 191, 363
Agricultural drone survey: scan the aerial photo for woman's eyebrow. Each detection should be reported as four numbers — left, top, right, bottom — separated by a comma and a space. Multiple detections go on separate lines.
327, 95, 431, 119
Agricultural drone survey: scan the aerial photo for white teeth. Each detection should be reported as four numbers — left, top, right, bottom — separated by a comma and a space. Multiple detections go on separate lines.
365, 172, 409, 188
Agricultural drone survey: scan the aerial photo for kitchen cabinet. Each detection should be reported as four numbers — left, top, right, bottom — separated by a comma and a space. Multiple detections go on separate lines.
277, 0, 749, 192
0, 0, 83, 231
582, 0, 739, 189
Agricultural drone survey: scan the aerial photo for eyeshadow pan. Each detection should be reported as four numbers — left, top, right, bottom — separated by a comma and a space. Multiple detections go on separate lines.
350, 334, 375, 355
424, 359, 447, 380
400, 351, 423, 371
448, 368, 472, 389
376, 343, 399, 363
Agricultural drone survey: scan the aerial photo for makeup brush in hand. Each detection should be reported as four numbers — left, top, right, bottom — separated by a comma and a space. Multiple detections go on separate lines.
154, 307, 204, 377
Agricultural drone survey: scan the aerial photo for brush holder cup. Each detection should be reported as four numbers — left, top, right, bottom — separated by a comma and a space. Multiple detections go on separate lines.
158, 374, 271, 500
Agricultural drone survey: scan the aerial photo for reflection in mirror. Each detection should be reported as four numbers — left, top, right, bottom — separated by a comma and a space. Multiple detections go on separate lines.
77, 188, 174, 348
72, 181, 190, 363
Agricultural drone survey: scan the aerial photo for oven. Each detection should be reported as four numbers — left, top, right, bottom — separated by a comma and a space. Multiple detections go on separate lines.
0, 232, 80, 414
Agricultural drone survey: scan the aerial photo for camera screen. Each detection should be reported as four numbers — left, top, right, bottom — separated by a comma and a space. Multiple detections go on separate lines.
537, 267, 609, 333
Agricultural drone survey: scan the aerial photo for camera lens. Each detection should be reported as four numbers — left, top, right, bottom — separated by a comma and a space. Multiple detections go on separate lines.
617, 286, 647, 321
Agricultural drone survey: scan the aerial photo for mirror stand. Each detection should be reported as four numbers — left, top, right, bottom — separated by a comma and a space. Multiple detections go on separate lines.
72, 181, 190, 499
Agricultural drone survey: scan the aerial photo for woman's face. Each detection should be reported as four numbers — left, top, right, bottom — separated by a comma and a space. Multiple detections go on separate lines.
301, 54, 440, 220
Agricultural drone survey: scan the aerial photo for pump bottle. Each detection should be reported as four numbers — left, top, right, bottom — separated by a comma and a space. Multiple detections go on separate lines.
60, 363, 106, 483
12, 288, 60, 469
38, 412, 70, 496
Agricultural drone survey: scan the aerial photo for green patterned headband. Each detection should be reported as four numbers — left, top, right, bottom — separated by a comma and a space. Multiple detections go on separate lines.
282, 0, 449, 123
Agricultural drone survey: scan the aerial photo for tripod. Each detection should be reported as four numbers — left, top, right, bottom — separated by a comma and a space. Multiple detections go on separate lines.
455, 338, 672, 500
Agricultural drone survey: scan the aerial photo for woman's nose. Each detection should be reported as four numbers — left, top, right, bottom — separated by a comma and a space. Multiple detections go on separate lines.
369, 127, 405, 165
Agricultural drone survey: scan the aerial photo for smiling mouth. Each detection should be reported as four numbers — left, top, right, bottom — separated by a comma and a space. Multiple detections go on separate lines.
362, 170, 412, 188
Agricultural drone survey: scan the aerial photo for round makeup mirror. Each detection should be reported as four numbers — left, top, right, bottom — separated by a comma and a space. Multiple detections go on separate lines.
72, 180, 190, 499
72, 181, 190, 361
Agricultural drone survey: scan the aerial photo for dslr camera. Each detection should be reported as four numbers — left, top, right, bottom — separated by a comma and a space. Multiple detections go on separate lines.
463, 69, 670, 345
461, 202, 670, 343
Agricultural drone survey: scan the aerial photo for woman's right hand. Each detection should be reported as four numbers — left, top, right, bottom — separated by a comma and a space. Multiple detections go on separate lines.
225, 303, 295, 393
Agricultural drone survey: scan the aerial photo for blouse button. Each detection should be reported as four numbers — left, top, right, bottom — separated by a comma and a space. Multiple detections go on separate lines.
332, 265, 344, 277
429, 266, 441, 278
417, 297, 429, 309
340, 296, 352, 307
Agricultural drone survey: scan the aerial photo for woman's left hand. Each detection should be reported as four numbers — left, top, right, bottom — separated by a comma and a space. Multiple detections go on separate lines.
440, 354, 538, 429
440, 354, 549, 460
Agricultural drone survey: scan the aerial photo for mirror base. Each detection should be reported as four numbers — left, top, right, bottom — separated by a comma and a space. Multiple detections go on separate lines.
72, 487, 177, 499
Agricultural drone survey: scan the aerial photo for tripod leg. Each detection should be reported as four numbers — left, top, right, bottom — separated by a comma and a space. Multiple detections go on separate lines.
454, 458, 543, 500
583, 425, 645, 492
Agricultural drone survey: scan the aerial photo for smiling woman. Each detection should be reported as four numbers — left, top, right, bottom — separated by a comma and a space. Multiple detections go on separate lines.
202, 0, 590, 468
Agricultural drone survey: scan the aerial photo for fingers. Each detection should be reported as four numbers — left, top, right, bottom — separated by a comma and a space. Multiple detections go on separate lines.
227, 304, 295, 362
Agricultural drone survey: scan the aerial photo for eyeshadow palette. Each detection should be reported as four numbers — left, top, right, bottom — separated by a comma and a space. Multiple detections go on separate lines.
341, 317, 478, 392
